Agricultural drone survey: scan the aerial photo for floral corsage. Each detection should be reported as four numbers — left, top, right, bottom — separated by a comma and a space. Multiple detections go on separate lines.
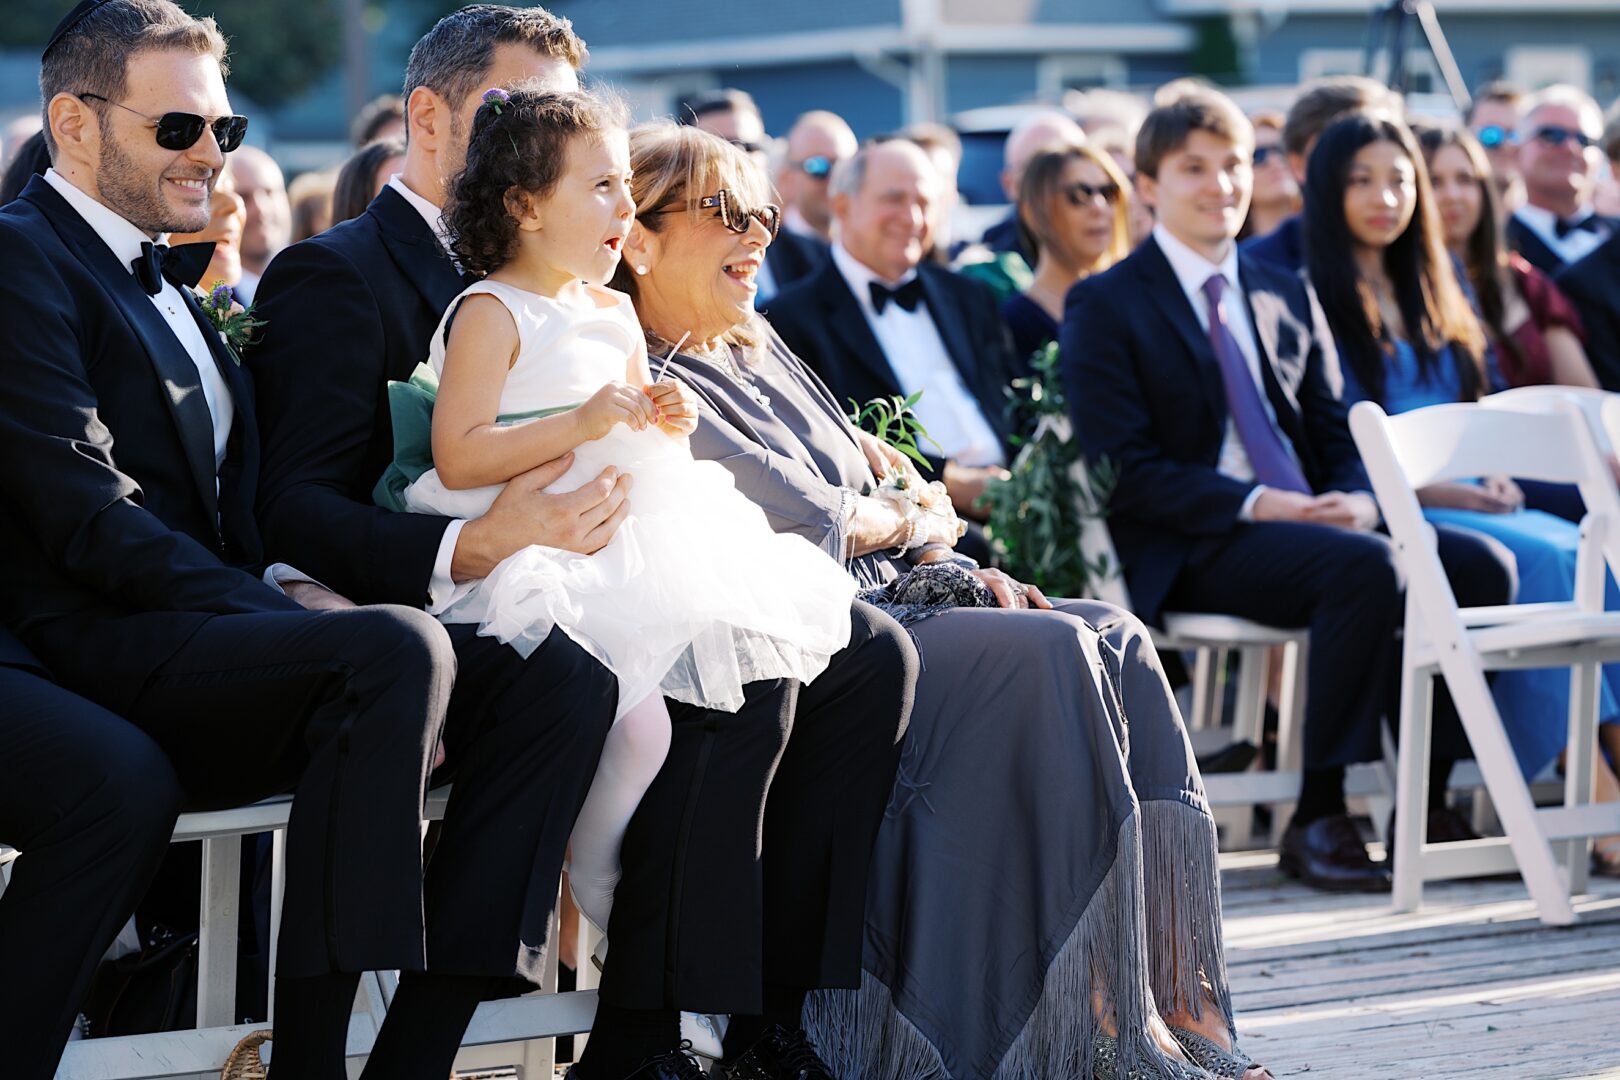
196, 281, 264, 364
851, 391, 968, 554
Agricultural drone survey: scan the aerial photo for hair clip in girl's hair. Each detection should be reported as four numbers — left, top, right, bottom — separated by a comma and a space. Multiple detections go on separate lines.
482, 87, 511, 115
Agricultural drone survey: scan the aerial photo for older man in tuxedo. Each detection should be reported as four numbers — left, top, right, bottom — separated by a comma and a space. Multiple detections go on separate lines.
251, 8, 912, 1078
0, 3, 467, 1078
767, 138, 1024, 564
1506, 85, 1619, 275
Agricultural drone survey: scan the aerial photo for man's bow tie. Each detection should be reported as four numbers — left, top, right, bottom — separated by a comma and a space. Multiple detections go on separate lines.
1555, 214, 1601, 239
869, 277, 925, 315
131, 240, 216, 296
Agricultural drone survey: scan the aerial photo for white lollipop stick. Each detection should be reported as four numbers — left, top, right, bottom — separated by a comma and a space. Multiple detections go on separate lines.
651, 331, 691, 382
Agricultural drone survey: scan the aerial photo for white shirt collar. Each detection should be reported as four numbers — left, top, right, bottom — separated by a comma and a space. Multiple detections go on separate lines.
387, 173, 450, 252
829, 241, 918, 319
43, 167, 166, 272
1153, 221, 1240, 300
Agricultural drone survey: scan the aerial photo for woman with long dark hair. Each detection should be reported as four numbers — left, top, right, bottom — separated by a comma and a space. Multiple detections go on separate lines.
1304, 113, 1620, 864
1419, 124, 1599, 390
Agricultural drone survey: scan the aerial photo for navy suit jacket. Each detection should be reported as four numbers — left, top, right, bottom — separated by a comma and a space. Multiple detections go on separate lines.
764, 256, 1025, 479
1240, 213, 1304, 274
250, 185, 468, 608
1556, 230, 1620, 391
1507, 212, 1620, 276
0, 176, 297, 710
1061, 235, 1367, 624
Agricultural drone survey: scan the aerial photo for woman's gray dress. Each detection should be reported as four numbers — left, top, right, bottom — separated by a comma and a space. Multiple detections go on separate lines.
668, 330, 1232, 1080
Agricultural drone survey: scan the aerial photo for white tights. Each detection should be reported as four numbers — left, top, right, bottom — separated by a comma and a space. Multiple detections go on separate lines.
567, 693, 672, 932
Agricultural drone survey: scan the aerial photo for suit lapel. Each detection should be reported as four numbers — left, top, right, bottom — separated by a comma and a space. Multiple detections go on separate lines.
26, 183, 221, 519
1508, 215, 1563, 274
818, 263, 906, 398
370, 186, 467, 335
1138, 238, 1226, 427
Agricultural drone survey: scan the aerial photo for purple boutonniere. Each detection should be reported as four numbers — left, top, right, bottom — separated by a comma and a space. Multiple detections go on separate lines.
196, 281, 264, 365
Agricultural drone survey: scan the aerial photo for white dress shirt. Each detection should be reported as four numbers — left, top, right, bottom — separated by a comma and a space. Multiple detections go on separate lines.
1153, 223, 1302, 516
385, 173, 470, 614
44, 168, 235, 473
829, 242, 1004, 468
1513, 203, 1611, 267
235, 267, 260, 305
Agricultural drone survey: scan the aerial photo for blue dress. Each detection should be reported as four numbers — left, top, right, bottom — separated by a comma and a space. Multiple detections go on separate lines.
1346, 340, 1620, 777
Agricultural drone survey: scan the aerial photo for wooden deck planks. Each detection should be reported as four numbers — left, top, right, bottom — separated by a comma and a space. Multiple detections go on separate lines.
1223, 851, 1620, 1079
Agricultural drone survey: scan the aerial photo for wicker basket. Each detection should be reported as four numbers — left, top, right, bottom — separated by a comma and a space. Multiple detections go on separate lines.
219, 1029, 271, 1080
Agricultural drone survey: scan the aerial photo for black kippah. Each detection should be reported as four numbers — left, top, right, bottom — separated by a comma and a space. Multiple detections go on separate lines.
44, 0, 112, 60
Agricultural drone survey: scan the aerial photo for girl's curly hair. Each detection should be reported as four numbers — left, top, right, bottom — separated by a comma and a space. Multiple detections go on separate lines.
445, 86, 628, 277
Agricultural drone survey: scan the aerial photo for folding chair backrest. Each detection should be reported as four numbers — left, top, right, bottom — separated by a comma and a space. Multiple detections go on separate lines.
1601, 396, 1620, 466
1484, 385, 1617, 456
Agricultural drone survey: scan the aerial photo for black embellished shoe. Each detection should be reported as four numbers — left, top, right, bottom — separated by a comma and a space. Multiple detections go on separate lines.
566, 1041, 709, 1080
722, 1025, 835, 1079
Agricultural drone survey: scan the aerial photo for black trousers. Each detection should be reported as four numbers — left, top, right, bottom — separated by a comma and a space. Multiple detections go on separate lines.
600, 601, 916, 1014
0, 665, 184, 1080
1165, 521, 1515, 770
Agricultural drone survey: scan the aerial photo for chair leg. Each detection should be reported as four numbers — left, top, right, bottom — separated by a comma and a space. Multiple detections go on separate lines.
1271, 638, 1307, 846
268, 828, 286, 1024
1440, 654, 1577, 925
1564, 657, 1601, 894
1392, 649, 1433, 914
197, 836, 242, 1028
1190, 647, 1216, 732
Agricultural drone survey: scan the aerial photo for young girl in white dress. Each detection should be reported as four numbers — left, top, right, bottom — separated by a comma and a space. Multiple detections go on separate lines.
400, 88, 856, 936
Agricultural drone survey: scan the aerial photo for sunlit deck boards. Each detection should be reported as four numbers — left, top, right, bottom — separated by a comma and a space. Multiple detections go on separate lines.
1222, 849, 1620, 1079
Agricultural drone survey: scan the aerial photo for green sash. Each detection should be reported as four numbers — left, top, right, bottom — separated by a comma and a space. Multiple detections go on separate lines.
373, 362, 579, 512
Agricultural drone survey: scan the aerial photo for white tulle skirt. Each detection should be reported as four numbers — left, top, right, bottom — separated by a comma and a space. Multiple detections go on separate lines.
403, 425, 856, 718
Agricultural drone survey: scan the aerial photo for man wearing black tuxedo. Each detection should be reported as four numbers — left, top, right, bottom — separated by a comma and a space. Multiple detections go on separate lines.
766, 139, 1023, 566
0, 3, 458, 1078
1064, 86, 1513, 894
1557, 229, 1620, 391
0, 628, 183, 1080
251, 8, 912, 1079
1505, 85, 1620, 276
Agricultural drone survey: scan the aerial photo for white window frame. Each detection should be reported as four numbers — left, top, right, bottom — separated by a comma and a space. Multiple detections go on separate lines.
1037, 55, 1129, 100
1505, 46, 1593, 94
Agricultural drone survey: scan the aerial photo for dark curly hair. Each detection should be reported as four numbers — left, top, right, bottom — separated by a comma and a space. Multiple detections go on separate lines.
445, 87, 628, 277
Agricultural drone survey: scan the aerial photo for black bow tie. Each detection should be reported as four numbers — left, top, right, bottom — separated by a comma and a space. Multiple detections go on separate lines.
131, 240, 216, 296
869, 277, 925, 315
1555, 214, 1601, 239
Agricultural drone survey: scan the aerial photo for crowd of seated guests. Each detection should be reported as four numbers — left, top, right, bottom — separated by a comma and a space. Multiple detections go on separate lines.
6, 7, 1620, 1076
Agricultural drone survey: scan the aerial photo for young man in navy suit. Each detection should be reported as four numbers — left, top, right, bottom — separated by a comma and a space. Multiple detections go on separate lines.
1064, 85, 1513, 894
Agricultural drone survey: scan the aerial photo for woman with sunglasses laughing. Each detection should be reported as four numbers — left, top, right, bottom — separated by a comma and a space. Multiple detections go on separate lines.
1002, 143, 1132, 359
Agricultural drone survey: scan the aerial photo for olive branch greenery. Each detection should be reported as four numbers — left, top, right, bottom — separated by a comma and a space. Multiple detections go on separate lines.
984, 341, 1118, 599
848, 390, 941, 479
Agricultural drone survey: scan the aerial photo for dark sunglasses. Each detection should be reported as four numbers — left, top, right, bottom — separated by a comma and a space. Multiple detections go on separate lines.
79, 93, 248, 153
646, 188, 782, 240
1475, 124, 1519, 149
1531, 125, 1597, 150
1252, 145, 1282, 166
795, 155, 835, 178
1062, 181, 1121, 207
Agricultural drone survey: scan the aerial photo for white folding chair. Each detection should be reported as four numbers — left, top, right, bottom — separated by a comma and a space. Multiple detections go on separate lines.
1351, 398, 1620, 926
1067, 442, 1331, 838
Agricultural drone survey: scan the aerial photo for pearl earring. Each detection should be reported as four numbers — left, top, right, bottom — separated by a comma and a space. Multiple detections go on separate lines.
636, 265, 648, 275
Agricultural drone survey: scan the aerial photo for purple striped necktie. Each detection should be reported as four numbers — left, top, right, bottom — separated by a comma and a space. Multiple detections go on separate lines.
1201, 273, 1311, 495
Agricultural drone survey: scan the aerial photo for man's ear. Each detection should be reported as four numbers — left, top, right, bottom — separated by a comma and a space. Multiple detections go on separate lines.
1134, 171, 1158, 213
406, 85, 447, 154
47, 92, 98, 169
1288, 151, 1307, 187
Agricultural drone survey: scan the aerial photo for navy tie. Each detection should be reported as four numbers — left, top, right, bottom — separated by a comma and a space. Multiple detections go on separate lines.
1201, 274, 1311, 495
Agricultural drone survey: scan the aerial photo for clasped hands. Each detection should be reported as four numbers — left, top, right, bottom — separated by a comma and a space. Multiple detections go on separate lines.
1251, 487, 1381, 529
574, 378, 698, 441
